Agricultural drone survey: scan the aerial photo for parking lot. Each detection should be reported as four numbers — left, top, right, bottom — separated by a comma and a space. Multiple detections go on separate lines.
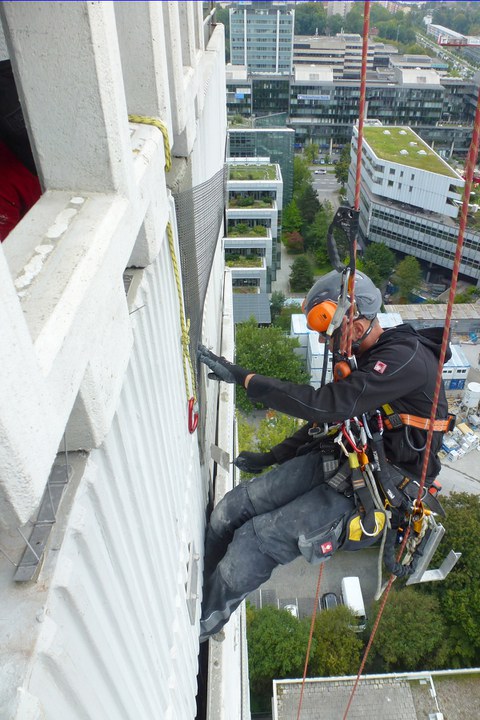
248, 546, 379, 620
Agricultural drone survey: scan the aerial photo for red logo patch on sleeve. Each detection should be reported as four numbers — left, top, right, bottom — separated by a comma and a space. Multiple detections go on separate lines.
321, 541, 333, 554
373, 361, 387, 374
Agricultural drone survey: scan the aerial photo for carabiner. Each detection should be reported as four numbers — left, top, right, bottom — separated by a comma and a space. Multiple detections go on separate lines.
188, 397, 199, 434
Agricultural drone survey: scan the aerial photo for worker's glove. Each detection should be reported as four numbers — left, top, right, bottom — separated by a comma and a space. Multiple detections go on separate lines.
234, 450, 276, 473
197, 344, 250, 385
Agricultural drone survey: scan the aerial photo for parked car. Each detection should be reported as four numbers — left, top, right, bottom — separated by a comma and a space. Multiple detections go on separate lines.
320, 592, 339, 611
314, 169, 327, 175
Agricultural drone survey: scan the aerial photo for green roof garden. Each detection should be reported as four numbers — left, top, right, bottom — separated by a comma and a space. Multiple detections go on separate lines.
362, 126, 458, 179
229, 164, 277, 181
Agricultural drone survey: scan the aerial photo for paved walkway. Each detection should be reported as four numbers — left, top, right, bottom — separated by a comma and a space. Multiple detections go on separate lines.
271, 242, 295, 296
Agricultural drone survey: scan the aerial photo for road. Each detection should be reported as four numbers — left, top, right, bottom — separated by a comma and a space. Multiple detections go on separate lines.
311, 167, 342, 211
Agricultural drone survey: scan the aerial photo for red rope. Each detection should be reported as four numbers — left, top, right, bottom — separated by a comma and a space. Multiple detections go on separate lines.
345, 0, 371, 357
342, 71, 480, 720
415, 82, 480, 502
295, 563, 324, 720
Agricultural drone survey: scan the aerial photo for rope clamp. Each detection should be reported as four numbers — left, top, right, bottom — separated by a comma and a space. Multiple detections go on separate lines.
188, 397, 199, 434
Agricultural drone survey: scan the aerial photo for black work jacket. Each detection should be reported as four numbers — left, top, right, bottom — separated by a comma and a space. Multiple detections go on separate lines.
247, 324, 450, 480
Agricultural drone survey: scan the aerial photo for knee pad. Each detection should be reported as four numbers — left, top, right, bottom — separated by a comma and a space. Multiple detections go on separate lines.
210, 483, 256, 538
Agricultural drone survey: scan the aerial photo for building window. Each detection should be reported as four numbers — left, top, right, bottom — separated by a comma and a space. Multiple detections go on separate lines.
409, 186, 413, 192
389, 168, 395, 175
388, 180, 394, 187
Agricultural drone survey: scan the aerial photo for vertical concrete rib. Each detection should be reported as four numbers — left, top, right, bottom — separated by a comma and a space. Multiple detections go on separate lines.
1, 1, 132, 194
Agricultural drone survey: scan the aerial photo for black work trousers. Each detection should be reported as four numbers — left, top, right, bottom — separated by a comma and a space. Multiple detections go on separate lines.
200, 452, 354, 640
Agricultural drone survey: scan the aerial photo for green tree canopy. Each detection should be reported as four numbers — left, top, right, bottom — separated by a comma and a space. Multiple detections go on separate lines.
294, 2, 327, 36
304, 142, 320, 165
326, 14, 344, 36
282, 199, 303, 235
247, 604, 313, 711
422, 493, 480, 668
367, 588, 448, 672
297, 184, 321, 228
294, 155, 312, 193
270, 290, 286, 322
235, 318, 309, 412
304, 203, 333, 258
361, 243, 396, 287
334, 144, 351, 187
289, 255, 315, 293
394, 256, 422, 300
311, 605, 364, 677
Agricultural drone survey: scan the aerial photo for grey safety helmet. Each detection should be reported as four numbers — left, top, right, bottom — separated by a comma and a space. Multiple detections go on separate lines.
303, 269, 382, 333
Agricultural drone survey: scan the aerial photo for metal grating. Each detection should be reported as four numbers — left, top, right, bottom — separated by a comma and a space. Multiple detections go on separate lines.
173, 165, 227, 361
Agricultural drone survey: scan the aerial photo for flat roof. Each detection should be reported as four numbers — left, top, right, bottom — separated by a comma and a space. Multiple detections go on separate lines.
362, 126, 459, 178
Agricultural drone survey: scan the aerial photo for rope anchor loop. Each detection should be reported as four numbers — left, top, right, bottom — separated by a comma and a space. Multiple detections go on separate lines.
188, 397, 199, 434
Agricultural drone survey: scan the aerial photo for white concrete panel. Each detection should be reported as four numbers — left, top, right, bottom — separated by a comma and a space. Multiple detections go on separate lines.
114, 1, 173, 142
1, 1, 133, 194
0, 248, 208, 719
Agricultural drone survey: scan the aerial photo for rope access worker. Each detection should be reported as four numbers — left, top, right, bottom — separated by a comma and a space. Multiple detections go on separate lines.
197, 270, 453, 642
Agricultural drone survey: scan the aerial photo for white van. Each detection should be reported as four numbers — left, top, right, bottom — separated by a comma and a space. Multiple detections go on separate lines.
341, 576, 367, 632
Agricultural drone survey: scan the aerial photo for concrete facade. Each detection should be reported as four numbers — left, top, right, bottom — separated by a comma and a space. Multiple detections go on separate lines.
0, 3, 246, 719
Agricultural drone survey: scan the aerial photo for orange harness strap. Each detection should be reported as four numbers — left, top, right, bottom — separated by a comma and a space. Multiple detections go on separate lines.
383, 411, 455, 433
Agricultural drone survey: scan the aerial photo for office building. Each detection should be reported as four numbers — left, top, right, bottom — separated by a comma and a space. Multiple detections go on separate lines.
229, 1, 295, 74
225, 158, 283, 305
347, 122, 480, 286
293, 33, 395, 79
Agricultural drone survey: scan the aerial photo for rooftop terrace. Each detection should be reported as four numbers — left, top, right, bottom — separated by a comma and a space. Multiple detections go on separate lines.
363, 126, 458, 178
229, 164, 278, 181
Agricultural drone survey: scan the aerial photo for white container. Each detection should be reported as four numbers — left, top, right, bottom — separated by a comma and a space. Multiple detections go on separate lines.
463, 382, 480, 409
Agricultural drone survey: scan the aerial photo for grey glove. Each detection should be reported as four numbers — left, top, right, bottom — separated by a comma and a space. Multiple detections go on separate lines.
197, 344, 250, 385
234, 451, 276, 473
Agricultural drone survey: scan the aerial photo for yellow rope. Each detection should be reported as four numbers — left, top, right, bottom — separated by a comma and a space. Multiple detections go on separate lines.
128, 114, 196, 402
166, 221, 196, 402
128, 114, 172, 172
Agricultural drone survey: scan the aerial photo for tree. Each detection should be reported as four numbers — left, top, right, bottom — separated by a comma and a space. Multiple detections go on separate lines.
289, 255, 314, 293
304, 142, 319, 165
270, 290, 286, 322
326, 14, 343, 36
344, 3, 364, 34
235, 318, 309, 412
366, 588, 448, 673
282, 199, 303, 235
362, 243, 396, 287
394, 256, 422, 300
310, 606, 364, 677
293, 155, 312, 193
273, 304, 304, 332
284, 230, 305, 253
334, 144, 351, 187
247, 604, 313, 711
294, 2, 327, 36
304, 203, 333, 256
297, 184, 321, 227
422, 493, 480, 667
255, 411, 303, 454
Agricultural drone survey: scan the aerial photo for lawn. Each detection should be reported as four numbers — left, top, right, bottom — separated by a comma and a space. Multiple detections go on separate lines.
363, 126, 458, 178
229, 164, 277, 181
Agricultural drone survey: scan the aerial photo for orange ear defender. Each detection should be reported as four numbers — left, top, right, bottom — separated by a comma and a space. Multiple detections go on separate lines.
304, 300, 338, 333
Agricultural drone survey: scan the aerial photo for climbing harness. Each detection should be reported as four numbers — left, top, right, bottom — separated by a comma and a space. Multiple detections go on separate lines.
129, 115, 198, 433
294, 1, 473, 715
